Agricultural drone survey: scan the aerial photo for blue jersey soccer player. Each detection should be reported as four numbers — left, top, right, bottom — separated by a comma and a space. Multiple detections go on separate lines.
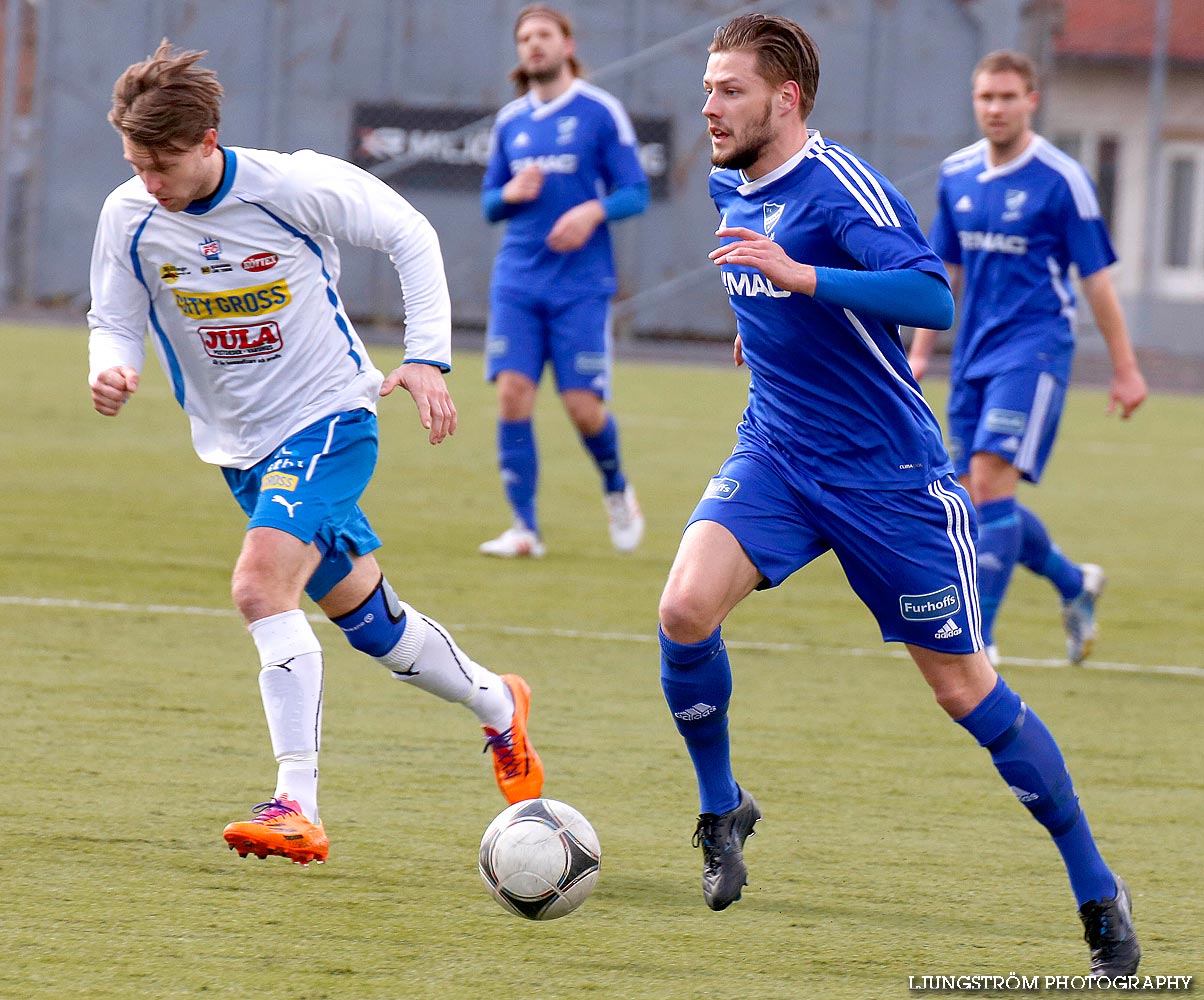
478, 4, 649, 559
89, 41, 542, 866
909, 50, 1147, 666
657, 15, 1139, 975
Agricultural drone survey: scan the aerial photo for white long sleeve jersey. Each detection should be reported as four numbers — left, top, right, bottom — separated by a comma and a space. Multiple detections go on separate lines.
88, 146, 452, 469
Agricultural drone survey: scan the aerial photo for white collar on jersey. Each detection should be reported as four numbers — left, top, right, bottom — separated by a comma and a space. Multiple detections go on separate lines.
976, 133, 1045, 182
527, 77, 583, 120
736, 129, 822, 196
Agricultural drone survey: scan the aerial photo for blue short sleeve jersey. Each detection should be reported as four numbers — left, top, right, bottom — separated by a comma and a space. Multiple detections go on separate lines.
713, 132, 953, 490
928, 135, 1116, 381
484, 79, 647, 295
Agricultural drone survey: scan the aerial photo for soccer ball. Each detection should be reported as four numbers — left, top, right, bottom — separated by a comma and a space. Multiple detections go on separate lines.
478, 798, 601, 920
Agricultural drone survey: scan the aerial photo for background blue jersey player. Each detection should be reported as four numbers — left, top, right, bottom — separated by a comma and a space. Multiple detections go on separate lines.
657, 15, 1139, 976
909, 50, 1147, 666
478, 4, 649, 559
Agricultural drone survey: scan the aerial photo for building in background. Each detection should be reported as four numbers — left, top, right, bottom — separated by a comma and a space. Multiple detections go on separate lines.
1045, 0, 1204, 354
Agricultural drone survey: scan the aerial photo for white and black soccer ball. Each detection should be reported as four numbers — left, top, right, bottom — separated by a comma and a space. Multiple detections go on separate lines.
478, 798, 601, 920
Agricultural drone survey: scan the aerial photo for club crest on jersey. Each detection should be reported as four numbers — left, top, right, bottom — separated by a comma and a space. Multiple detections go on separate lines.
763, 202, 785, 240
198, 235, 222, 261
556, 116, 577, 145
1002, 188, 1027, 221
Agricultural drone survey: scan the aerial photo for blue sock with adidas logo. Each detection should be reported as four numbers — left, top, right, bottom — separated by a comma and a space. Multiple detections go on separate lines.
659, 626, 739, 816
498, 419, 539, 533
956, 675, 1115, 905
975, 497, 1022, 646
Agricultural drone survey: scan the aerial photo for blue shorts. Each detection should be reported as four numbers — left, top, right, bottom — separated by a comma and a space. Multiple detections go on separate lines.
947, 367, 1066, 483
222, 408, 382, 601
687, 443, 984, 653
485, 284, 612, 397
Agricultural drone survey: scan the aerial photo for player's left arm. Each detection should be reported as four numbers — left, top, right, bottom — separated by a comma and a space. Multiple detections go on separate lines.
1079, 266, 1148, 419
711, 226, 953, 330
283, 152, 456, 443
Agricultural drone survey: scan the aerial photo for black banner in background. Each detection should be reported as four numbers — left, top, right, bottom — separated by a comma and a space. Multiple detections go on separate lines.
351, 102, 672, 199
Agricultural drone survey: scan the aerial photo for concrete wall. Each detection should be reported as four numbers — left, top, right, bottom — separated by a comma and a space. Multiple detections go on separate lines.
9, 0, 1031, 339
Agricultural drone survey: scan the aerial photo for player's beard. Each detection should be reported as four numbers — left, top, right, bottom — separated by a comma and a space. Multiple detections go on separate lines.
525, 57, 566, 85
710, 99, 775, 171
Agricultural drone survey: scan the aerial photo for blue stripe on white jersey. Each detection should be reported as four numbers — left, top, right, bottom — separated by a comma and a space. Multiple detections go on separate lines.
129, 206, 187, 407
241, 198, 364, 371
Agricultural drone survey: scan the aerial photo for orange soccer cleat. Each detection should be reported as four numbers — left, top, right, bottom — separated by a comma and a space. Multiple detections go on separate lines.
483, 674, 544, 804
222, 795, 329, 867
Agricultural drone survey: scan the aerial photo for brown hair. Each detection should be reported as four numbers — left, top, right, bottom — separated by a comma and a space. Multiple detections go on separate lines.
508, 4, 583, 95
108, 38, 223, 161
710, 14, 820, 121
973, 49, 1038, 92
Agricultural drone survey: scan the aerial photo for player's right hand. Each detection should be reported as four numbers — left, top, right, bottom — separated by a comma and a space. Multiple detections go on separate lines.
502, 164, 544, 204
91, 365, 140, 416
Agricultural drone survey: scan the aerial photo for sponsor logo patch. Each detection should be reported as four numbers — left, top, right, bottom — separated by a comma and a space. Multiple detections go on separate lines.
985, 408, 1028, 435
201, 262, 234, 274
198, 320, 283, 363
900, 585, 961, 621
262, 471, 299, 491
242, 252, 279, 273
174, 280, 291, 319
703, 476, 740, 501
159, 263, 189, 284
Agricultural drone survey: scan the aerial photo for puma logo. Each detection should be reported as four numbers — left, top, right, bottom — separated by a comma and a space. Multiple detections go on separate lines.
271, 495, 303, 518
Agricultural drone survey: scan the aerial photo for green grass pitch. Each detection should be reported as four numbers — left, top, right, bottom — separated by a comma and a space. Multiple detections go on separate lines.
2, 322, 1201, 998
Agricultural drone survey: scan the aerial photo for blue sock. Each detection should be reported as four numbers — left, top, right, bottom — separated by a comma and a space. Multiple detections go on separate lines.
498, 419, 538, 533
975, 497, 1022, 646
581, 414, 627, 494
659, 626, 739, 815
1017, 504, 1083, 601
957, 676, 1116, 905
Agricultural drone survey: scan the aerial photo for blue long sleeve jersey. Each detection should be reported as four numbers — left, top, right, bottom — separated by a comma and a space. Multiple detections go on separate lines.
712, 130, 954, 490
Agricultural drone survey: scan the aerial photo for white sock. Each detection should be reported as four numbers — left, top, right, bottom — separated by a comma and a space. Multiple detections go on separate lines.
376, 605, 515, 729
249, 609, 324, 823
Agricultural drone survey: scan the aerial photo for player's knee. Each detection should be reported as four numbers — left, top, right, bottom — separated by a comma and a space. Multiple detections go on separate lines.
658, 591, 719, 646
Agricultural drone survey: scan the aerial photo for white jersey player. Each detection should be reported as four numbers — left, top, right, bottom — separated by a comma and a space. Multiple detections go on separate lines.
88, 40, 544, 867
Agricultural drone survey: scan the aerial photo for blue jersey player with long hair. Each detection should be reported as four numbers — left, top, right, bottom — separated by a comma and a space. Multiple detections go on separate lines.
478, 4, 649, 559
657, 14, 1139, 976
909, 50, 1147, 667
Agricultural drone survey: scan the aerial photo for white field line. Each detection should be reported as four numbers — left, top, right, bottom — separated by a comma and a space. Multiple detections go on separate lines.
2, 593, 1202, 679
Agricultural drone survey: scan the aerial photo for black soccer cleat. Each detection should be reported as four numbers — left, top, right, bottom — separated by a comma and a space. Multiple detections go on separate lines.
1079, 874, 1141, 976
692, 786, 762, 911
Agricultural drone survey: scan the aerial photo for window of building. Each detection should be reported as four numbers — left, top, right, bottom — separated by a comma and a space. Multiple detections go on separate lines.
1156, 142, 1204, 299
1052, 131, 1120, 231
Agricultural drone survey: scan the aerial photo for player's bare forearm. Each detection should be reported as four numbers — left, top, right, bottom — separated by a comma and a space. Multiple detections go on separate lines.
382, 362, 458, 444
1080, 269, 1147, 418
90, 365, 140, 416
907, 327, 941, 381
